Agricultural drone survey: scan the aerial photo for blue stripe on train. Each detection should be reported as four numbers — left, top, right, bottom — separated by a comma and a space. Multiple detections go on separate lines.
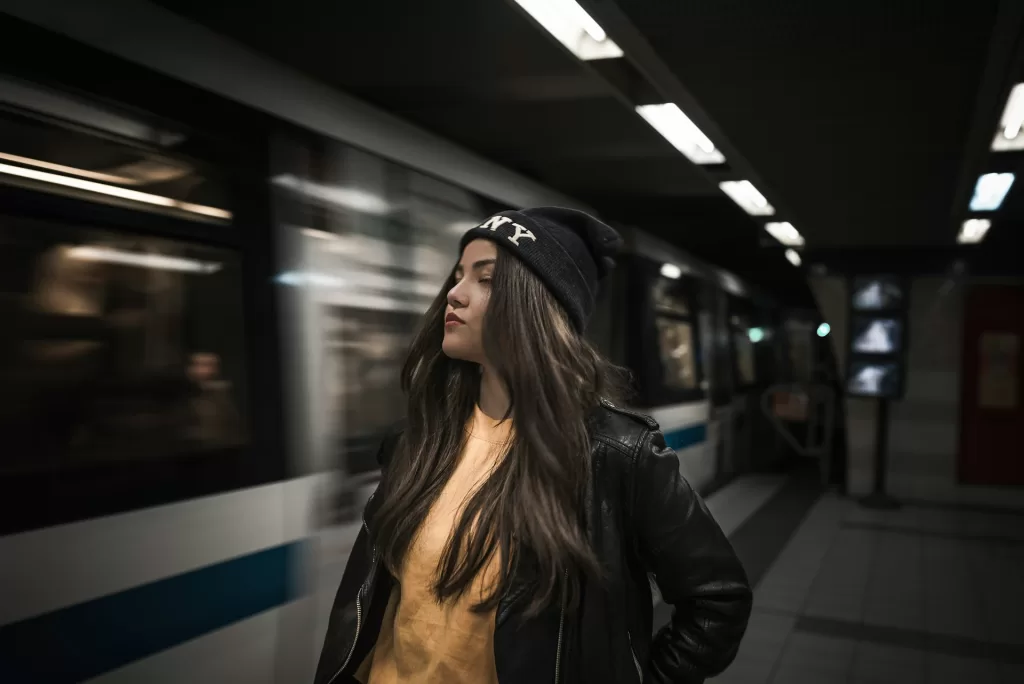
663, 423, 707, 451
0, 542, 301, 684
0, 422, 707, 683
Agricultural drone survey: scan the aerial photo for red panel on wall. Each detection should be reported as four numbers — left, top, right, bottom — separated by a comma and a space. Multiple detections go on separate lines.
959, 285, 1024, 486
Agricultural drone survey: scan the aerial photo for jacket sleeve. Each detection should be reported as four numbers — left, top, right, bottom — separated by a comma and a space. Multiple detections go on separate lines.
633, 429, 753, 683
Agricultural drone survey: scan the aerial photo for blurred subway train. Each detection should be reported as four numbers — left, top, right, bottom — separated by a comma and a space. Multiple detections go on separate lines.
0, 13, 821, 684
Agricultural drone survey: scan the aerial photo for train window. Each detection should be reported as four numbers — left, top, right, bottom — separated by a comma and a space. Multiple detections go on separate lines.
625, 255, 707, 406
655, 317, 698, 389
652, 278, 698, 390
652, 279, 690, 316
0, 215, 248, 532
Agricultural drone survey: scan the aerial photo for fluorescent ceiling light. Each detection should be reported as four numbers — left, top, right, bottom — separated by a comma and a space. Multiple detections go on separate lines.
68, 246, 221, 273
636, 103, 725, 165
718, 270, 745, 297
957, 218, 992, 244
301, 228, 339, 241
969, 172, 1014, 211
275, 270, 346, 288
992, 83, 1024, 151
513, 0, 623, 61
0, 161, 231, 220
785, 249, 802, 267
764, 221, 805, 247
660, 262, 683, 279
0, 151, 140, 185
719, 180, 775, 216
272, 174, 391, 216
0, 152, 190, 187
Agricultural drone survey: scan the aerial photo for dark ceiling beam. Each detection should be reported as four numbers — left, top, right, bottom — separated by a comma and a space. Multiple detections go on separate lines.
578, 0, 805, 239
948, 0, 1024, 241
803, 244, 1024, 279
349, 78, 613, 106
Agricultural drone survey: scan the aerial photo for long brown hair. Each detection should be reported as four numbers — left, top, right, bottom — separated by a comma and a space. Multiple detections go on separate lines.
370, 248, 628, 616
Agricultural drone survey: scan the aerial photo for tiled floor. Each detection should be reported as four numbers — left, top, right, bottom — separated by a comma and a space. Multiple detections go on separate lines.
705, 474, 789, 538
711, 495, 1024, 684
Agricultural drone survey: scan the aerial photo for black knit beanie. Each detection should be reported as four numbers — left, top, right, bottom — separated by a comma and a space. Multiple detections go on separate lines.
459, 207, 623, 331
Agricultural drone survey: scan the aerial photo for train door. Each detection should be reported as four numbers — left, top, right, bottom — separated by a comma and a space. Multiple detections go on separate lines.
959, 284, 1024, 485
707, 286, 736, 482
727, 297, 758, 476
749, 304, 786, 470
697, 304, 722, 487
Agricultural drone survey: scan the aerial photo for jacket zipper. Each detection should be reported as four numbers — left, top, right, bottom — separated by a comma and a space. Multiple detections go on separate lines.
326, 591, 362, 684
326, 499, 376, 684
627, 632, 643, 683
554, 569, 567, 684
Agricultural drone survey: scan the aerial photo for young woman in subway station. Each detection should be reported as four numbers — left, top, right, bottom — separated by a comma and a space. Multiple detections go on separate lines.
315, 207, 752, 684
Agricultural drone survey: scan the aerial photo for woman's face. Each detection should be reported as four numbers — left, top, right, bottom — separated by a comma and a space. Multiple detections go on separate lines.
442, 238, 496, 364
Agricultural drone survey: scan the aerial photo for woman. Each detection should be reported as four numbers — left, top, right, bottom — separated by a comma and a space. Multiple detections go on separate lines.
315, 207, 752, 684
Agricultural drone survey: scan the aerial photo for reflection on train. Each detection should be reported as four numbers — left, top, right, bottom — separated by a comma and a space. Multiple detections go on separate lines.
0, 37, 817, 684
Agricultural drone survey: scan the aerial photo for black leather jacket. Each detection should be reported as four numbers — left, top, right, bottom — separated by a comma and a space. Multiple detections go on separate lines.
314, 401, 752, 684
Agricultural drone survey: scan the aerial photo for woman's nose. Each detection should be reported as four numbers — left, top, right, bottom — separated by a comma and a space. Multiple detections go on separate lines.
447, 282, 467, 309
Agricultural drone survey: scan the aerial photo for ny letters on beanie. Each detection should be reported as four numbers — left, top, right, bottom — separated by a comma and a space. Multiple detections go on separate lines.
459, 207, 623, 331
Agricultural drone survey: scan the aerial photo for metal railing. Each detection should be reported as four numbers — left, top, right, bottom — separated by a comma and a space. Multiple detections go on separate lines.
760, 382, 837, 485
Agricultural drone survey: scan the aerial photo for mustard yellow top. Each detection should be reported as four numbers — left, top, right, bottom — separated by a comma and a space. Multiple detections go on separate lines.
356, 405, 512, 684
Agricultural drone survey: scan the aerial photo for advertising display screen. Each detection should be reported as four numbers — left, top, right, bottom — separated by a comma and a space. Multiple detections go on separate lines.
846, 275, 907, 399
851, 316, 903, 355
847, 361, 901, 397
852, 276, 904, 311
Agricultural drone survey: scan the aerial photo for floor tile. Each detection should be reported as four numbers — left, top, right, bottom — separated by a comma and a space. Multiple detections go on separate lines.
849, 642, 925, 684
769, 633, 856, 684
926, 652, 1001, 684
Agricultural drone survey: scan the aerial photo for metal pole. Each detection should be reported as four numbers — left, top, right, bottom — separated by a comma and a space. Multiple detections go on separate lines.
873, 399, 888, 494
859, 398, 901, 509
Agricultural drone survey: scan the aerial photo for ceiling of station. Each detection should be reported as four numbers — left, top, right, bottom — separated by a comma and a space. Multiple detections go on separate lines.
155, 0, 716, 196
153, 0, 1024, 294
614, 0, 1003, 249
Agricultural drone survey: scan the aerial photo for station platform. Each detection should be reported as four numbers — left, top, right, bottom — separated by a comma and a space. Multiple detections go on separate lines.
698, 470, 1024, 684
